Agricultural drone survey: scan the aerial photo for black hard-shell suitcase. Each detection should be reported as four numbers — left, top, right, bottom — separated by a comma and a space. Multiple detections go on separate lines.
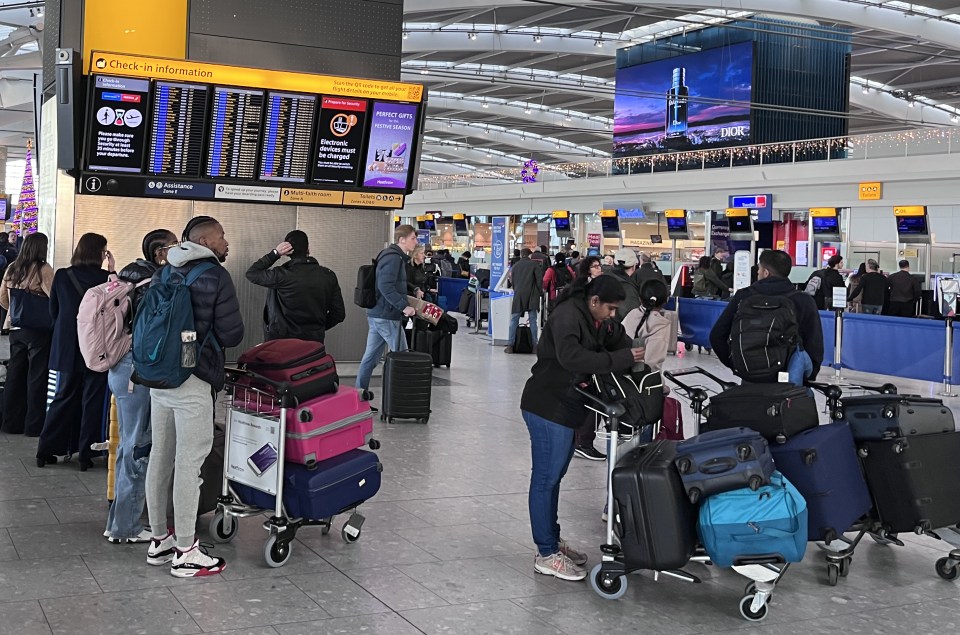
381, 351, 432, 423
705, 383, 819, 443
674, 427, 775, 504
407, 322, 453, 368
770, 423, 872, 542
839, 394, 954, 441
611, 440, 698, 571
859, 432, 960, 533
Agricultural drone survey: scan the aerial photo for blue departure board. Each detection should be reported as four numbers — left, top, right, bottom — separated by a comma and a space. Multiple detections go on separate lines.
205, 86, 264, 179
259, 92, 317, 183
148, 81, 208, 176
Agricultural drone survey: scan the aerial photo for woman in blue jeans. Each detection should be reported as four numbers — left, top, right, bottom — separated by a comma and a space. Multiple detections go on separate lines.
104, 229, 178, 544
519, 275, 644, 581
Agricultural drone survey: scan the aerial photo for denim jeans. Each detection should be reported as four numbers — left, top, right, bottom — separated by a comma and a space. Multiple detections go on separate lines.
787, 345, 814, 388
523, 410, 575, 557
862, 304, 882, 315
509, 310, 539, 348
104, 352, 152, 539
355, 316, 408, 392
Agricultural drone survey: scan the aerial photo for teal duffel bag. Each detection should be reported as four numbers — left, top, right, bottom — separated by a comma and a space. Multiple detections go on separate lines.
698, 470, 808, 568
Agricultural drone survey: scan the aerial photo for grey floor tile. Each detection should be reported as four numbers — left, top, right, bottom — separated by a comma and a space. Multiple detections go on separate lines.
396, 557, 565, 604
0, 498, 58, 529
0, 474, 91, 501
0, 527, 20, 561
0, 556, 101, 602
273, 613, 422, 635
286, 570, 392, 618
205, 629, 279, 635
401, 599, 558, 635
342, 566, 449, 611
0, 600, 52, 635
46, 494, 111, 524
394, 496, 516, 527
393, 524, 531, 560
170, 578, 329, 631
513, 590, 695, 635
8, 521, 121, 558
41, 588, 201, 634
297, 527, 439, 570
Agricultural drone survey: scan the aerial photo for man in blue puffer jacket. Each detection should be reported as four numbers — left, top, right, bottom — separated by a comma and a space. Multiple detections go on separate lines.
355, 224, 418, 400
144, 216, 244, 579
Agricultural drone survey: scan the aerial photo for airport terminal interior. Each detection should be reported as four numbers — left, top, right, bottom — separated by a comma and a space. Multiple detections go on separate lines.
2, 0, 960, 633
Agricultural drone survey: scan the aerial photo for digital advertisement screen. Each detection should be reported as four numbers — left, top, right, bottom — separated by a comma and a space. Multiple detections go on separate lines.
313, 97, 367, 185
0, 197, 8, 221
205, 86, 265, 179
897, 216, 929, 235
614, 41, 753, 157
812, 216, 840, 235
259, 91, 317, 183
87, 75, 151, 172
362, 101, 418, 189
148, 81, 208, 177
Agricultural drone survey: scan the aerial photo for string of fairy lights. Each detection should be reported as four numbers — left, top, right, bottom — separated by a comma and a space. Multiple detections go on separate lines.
418, 128, 960, 187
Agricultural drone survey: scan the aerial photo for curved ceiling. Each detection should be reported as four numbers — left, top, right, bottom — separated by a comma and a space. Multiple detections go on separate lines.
404, 1, 960, 179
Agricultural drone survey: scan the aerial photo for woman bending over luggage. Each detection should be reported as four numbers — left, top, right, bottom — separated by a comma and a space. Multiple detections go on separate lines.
520, 274, 644, 581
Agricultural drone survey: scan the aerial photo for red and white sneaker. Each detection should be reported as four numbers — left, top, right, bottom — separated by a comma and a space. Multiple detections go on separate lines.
146, 532, 176, 566
170, 540, 226, 578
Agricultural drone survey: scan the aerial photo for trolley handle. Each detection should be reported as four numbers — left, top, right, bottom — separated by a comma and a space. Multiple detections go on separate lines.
665, 366, 736, 390
224, 366, 297, 409
574, 385, 626, 420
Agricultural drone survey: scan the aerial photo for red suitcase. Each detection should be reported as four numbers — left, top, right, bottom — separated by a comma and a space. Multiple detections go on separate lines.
237, 339, 338, 403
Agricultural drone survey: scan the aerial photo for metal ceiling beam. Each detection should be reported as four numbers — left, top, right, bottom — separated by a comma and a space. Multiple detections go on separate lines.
401, 30, 614, 57
425, 95, 610, 135
849, 88, 958, 127
433, 120, 605, 160
423, 143, 523, 167
503, 6, 571, 30
434, 9, 490, 30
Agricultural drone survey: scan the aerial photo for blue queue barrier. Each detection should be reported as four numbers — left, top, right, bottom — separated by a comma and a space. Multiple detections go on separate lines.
820, 311, 836, 369
677, 297, 729, 349
437, 277, 470, 313
840, 313, 956, 384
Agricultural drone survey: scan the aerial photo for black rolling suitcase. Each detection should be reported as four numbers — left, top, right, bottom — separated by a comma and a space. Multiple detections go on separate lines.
859, 431, 960, 533
408, 323, 453, 369
612, 440, 698, 571
706, 383, 819, 443
839, 394, 954, 441
381, 351, 432, 424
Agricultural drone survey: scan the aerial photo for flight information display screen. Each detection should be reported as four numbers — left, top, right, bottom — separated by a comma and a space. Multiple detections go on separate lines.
87, 75, 151, 173
259, 91, 317, 183
148, 81, 208, 176
667, 216, 689, 235
897, 216, 928, 235
812, 216, 840, 235
205, 86, 265, 179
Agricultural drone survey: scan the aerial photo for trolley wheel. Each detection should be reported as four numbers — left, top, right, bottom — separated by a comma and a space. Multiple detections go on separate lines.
589, 564, 628, 600
379, 414, 386, 422
744, 582, 757, 597
871, 531, 898, 546
418, 417, 429, 424
209, 511, 238, 543
839, 556, 851, 578
264, 535, 292, 568
827, 563, 839, 586
832, 409, 844, 421
936, 557, 959, 581
739, 594, 769, 622
320, 517, 333, 536
684, 343, 692, 351
342, 522, 361, 544
368, 439, 381, 450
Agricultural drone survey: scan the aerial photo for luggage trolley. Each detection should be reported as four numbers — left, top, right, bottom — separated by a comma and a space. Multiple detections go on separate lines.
208, 368, 369, 568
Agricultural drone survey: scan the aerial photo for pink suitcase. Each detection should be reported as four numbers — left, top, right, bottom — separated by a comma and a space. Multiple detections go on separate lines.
285, 387, 377, 467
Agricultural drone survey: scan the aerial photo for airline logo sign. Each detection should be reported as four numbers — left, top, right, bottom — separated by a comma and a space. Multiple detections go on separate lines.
859, 182, 882, 200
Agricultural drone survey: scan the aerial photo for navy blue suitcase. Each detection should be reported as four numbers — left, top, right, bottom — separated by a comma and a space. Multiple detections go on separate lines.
770, 423, 872, 542
232, 449, 382, 519
675, 427, 775, 504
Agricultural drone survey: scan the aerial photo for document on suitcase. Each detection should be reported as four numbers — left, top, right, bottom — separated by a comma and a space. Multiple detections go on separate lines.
839, 394, 955, 441
611, 440, 698, 572
769, 423, 872, 542
698, 471, 808, 568
675, 428, 775, 504
232, 449, 382, 520
237, 339, 338, 403
705, 383, 819, 443
381, 351, 433, 423
859, 432, 960, 533
285, 387, 376, 467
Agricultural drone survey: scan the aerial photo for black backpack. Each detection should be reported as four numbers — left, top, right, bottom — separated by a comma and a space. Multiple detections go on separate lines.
354, 251, 394, 309
553, 264, 572, 292
728, 292, 801, 382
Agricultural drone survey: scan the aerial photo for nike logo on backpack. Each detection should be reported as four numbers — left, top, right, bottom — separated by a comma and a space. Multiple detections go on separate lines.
148, 340, 162, 362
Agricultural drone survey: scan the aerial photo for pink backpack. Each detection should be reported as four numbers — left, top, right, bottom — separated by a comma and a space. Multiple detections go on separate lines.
77, 274, 148, 372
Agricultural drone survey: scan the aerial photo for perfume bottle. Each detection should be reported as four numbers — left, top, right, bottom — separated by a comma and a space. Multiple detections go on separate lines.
665, 67, 689, 138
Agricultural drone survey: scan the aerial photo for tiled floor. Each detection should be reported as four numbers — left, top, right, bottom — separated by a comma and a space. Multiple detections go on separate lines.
2, 325, 960, 634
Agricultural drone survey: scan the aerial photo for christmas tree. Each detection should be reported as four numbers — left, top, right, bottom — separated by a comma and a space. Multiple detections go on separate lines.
12, 141, 37, 236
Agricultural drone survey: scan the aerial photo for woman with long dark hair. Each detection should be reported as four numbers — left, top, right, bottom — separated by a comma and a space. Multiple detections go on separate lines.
36, 233, 114, 470
519, 274, 644, 581
0, 233, 54, 436
104, 229, 177, 543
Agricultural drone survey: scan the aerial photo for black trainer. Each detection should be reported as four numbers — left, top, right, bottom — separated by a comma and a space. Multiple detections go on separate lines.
574, 446, 606, 461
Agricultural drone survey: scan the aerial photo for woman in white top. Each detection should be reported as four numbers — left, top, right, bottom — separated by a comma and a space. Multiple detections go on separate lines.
621, 279, 672, 372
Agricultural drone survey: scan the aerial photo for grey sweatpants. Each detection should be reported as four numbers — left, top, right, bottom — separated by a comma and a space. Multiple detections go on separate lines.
145, 374, 214, 551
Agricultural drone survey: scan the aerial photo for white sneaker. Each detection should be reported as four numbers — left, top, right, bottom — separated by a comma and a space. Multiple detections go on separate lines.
146, 532, 176, 566
534, 551, 586, 581
106, 528, 152, 544
170, 540, 226, 578
558, 538, 588, 566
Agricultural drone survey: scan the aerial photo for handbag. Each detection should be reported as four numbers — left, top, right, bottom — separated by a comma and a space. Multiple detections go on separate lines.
9, 287, 53, 330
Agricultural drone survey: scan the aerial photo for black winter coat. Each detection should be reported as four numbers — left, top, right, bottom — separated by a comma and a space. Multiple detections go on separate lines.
520, 295, 634, 428
609, 268, 641, 323
49, 265, 109, 372
245, 252, 345, 343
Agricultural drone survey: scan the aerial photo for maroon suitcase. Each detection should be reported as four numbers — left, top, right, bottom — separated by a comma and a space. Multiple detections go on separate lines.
237, 339, 339, 403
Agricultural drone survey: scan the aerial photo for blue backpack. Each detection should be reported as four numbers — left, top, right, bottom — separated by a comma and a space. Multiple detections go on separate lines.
132, 262, 217, 389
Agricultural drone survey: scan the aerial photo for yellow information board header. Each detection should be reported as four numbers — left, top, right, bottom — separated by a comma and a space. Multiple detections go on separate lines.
809, 208, 839, 217
599, 209, 618, 218
90, 51, 425, 102
893, 206, 926, 217
453, 213, 466, 220
664, 209, 686, 218
552, 210, 570, 218
725, 208, 749, 218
